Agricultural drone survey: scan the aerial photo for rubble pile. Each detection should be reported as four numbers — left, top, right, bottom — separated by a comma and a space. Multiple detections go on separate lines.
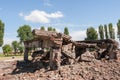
0, 52, 120, 80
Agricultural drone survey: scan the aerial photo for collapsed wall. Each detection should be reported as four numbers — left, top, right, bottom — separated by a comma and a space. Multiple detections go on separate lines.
24, 29, 120, 70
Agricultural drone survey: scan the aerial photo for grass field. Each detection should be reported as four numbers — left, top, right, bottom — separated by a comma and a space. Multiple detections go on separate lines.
0, 53, 33, 61
0, 53, 24, 61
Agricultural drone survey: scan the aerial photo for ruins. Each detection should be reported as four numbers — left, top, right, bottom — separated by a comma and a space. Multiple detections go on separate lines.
24, 29, 119, 70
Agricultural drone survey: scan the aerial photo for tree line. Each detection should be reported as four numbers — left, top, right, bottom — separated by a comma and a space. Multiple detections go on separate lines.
1, 19, 120, 55
85, 22, 120, 40
2, 41, 24, 56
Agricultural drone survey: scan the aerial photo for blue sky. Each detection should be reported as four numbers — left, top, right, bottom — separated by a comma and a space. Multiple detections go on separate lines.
0, 0, 120, 51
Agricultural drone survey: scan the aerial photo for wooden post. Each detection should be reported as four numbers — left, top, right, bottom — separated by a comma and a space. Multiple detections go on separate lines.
49, 33, 62, 70
49, 48, 54, 69
24, 47, 29, 61
50, 47, 61, 70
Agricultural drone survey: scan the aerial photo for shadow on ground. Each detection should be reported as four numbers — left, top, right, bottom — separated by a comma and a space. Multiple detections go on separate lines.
11, 60, 49, 75
11, 58, 92, 75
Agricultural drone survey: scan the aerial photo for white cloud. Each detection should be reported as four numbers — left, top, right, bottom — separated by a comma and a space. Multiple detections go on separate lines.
19, 10, 63, 23
112, 26, 120, 47
113, 26, 119, 42
47, 11, 63, 18
55, 28, 61, 32
70, 30, 86, 41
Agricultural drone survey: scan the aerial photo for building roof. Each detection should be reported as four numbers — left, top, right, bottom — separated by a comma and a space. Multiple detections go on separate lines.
24, 29, 71, 43
32, 29, 71, 40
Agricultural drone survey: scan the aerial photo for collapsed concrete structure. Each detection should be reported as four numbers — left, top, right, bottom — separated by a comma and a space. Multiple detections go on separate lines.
24, 29, 119, 70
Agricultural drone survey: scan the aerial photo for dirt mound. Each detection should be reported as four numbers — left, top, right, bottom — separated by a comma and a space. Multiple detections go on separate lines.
0, 53, 120, 80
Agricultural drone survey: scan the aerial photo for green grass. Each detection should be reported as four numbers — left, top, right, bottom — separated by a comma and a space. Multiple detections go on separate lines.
0, 53, 32, 61
0, 53, 5, 57
0, 55, 23, 61
0, 53, 24, 57
0, 53, 24, 61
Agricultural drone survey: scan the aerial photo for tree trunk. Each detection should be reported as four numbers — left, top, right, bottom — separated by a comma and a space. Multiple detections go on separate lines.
24, 47, 29, 61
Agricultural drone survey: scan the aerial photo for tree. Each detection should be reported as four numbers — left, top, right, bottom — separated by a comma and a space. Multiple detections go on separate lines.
108, 23, 115, 39
12, 41, 19, 54
104, 24, 109, 39
85, 27, 98, 40
53, 28, 56, 32
40, 26, 45, 31
64, 27, 69, 35
47, 27, 56, 32
0, 20, 4, 47
18, 44, 24, 54
117, 20, 120, 40
98, 25, 104, 39
2, 44, 12, 56
17, 25, 33, 43
47, 27, 53, 31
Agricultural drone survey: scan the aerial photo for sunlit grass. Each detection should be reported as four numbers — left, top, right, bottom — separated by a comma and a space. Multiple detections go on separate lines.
0, 53, 24, 57
0, 53, 32, 61
0, 53, 23, 61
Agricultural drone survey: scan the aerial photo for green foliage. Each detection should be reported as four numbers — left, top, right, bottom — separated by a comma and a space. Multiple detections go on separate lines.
17, 25, 33, 42
47, 27, 53, 31
104, 24, 109, 39
47, 27, 56, 32
12, 41, 19, 53
117, 20, 120, 40
0, 20, 4, 47
108, 23, 115, 39
12, 41, 24, 54
53, 28, 56, 31
2, 44, 12, 55
85, 27, 98, 40
98, 25, 104, 39
64, 27, 69, 35
40, 26, 45, 31
0, 54, 5, 57
18, 44, 24, 53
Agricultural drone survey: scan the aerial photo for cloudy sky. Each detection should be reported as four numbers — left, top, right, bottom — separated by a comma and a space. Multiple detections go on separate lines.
0, 0, 120, 51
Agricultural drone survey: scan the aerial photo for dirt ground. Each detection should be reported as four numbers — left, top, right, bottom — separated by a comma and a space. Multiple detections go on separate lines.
0, 53, 120, 80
